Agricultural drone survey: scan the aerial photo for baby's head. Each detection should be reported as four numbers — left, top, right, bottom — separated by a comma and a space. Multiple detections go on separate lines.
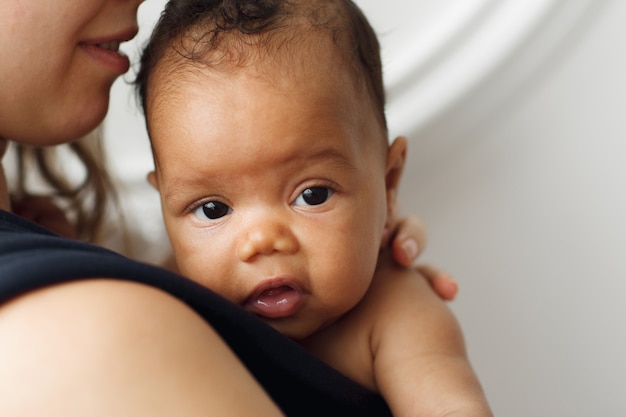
136, 0, 407, 339
136, 0, 387, 135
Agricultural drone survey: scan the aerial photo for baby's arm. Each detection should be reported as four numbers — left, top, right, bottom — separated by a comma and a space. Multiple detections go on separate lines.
369, 251, 492, 417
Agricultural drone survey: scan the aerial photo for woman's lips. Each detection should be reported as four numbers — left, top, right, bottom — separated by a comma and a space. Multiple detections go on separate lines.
79, 27, 138, 75
245, 279, 305, 319
80, 43, 130, 74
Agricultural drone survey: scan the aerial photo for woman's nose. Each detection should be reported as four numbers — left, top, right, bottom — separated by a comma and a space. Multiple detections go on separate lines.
237, 219, 299, 262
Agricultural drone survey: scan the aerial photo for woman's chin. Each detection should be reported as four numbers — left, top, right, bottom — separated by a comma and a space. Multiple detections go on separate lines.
45, 102, 109, 144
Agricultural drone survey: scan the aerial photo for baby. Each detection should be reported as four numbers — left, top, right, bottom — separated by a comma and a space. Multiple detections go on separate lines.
136, 1, 492, 416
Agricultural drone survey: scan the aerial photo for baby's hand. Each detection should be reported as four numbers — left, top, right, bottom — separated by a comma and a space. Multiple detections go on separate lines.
388, 214, 458, 301
11, 195, 79, 239
415, 263, 457, 301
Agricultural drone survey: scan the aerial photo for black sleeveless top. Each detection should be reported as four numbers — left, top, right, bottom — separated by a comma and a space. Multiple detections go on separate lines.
0, 210, 391, 416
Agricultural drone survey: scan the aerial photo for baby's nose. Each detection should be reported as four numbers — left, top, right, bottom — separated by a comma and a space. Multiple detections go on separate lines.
237, 219, 299, 262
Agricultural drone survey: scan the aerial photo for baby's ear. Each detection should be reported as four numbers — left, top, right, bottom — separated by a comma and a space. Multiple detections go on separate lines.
382, 136, 408, 243
147, 171, 159, 190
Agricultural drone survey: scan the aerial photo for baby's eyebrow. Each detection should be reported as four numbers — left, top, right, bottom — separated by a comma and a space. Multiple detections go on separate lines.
162, 177, 194, 200
299, 148, 357, 171
161, 175, 225, 205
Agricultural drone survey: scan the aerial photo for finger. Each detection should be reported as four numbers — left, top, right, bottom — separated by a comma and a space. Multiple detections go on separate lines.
390, 215, 427, 267
416, 263, 458, 301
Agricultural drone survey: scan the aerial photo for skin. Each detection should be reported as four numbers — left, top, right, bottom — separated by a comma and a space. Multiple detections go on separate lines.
146, 32, 491, 416
0, 1, 285, 415
0, 138, 9, 210
148, 40, 404, 340
0, 280, 285, 416
0, 0, 141, 145
0, 0, 445, 286
0, 1, 454, 415
304, 252, 492, 417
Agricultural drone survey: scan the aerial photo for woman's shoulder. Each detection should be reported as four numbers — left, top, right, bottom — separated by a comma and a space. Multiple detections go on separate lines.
0, 277, 287, 416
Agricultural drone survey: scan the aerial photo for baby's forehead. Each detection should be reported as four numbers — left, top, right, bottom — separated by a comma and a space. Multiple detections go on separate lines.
153, 41, 354, 108
150, 25, 363, 102
172, 22, 354, 76
150, 44, 385, 146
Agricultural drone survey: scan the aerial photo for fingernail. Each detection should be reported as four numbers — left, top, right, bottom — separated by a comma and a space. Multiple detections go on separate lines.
402, 238, 419, 260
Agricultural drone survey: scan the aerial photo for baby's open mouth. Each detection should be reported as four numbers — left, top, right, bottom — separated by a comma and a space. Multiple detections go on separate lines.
245, 283, 304, 319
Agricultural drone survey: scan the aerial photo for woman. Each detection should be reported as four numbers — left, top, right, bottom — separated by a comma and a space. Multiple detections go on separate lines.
0, 1, 454, 415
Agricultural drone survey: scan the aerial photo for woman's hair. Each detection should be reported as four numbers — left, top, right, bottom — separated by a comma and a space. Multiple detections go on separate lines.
11, 128, 117, 242
134, 0, 387, 131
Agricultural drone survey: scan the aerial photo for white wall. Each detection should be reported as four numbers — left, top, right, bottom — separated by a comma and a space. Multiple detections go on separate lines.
394, 1, 626, 416
104, 1, 626, 415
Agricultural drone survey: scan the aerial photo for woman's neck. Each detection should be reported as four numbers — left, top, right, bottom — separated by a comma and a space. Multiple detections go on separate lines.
0, 138, 11, 211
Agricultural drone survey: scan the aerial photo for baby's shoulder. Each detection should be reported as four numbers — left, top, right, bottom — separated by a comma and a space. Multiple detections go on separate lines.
301, 264, 434, 390
300, 292, 380, 390
362, 261, 435, 317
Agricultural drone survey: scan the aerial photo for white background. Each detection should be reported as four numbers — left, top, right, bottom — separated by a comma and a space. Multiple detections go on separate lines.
104, 1, 626, 415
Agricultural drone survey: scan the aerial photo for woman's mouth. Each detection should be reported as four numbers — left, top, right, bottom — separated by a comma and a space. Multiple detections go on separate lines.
79, 28, 137, 75
245, 280, 305, 319
80, 41, 130, 75
96, 41, 121, 52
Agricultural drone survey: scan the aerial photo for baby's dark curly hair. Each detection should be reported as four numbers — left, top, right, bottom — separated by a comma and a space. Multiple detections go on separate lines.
135, 0, 386, 131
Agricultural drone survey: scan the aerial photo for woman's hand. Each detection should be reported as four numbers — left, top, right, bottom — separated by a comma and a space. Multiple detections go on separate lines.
387, 215, 458, 301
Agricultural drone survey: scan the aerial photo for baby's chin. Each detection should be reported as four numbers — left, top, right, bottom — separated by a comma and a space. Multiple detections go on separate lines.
262, 316, 328, 342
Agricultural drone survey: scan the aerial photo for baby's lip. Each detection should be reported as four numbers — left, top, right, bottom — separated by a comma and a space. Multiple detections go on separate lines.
245, 277, 305, 319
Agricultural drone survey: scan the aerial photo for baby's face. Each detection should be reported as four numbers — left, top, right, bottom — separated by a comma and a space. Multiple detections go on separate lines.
147, 43, 391, 340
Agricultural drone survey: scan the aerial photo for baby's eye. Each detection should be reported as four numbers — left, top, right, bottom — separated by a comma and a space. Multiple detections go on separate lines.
294, 187, 334, 206
193, 201, 232, 220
